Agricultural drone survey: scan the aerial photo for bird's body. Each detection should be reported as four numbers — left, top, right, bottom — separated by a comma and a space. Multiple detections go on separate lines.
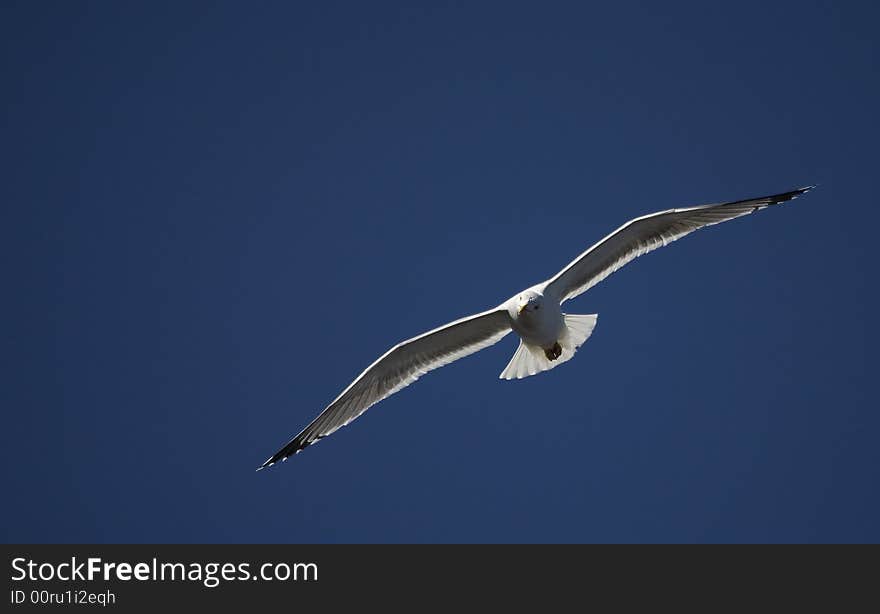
259, 186, 814, 470
505, 287, 562, 349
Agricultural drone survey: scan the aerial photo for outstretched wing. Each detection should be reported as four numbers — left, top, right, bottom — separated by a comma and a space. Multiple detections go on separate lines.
543, 186, 813, 303
259, 308, 512, 468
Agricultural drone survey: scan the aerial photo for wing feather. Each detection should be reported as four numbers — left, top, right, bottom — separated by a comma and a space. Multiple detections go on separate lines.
259, 308, 512, 468
543, 187, 813, 303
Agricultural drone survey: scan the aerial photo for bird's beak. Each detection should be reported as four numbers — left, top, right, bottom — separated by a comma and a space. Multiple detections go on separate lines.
518, 305, 526, 315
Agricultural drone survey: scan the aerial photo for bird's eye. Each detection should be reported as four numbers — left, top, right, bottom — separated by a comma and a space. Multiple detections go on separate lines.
535, 305, 540, 310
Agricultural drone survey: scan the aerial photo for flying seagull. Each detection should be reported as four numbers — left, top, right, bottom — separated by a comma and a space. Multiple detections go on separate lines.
259, 186, 813, 469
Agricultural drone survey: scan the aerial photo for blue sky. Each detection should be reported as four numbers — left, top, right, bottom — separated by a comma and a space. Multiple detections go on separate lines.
3, 1, 878, 543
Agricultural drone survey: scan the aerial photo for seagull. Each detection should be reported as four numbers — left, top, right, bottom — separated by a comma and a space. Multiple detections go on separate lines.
259, 186, 813, 469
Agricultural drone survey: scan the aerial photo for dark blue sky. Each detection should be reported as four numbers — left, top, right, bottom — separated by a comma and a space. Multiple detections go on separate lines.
3, 1, 878, 543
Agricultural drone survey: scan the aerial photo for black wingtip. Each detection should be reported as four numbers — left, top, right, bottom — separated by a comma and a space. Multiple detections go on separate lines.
256, 435, 316, 471
772, 185, 815, 203
255, 457, 277, 471
256, 451, 290, 472
747, 185, 814, 210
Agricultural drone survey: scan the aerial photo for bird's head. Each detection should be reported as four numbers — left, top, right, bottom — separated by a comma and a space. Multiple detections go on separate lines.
517, 292, 544, 316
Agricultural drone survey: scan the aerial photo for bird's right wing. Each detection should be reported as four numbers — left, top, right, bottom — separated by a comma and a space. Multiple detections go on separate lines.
259, 308, 512, 468
542, 186, 813, 303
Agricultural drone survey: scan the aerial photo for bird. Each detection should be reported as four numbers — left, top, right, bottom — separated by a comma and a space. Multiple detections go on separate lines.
258, 185, 813, 469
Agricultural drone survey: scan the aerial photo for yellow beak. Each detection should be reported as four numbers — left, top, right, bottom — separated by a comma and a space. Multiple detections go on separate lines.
518, 305, 527, 315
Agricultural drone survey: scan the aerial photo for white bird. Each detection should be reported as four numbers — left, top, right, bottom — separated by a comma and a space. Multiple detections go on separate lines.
259, 186, 813, 469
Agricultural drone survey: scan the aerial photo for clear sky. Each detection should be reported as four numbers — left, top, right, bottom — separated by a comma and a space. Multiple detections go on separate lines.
3, 1, 878, 543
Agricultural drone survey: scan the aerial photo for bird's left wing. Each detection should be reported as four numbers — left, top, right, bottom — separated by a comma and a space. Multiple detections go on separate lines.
542, 186, 813, 303
259, 308, 512, 468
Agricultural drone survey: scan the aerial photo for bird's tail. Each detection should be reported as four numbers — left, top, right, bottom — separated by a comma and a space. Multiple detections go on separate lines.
499, 313, 598, 380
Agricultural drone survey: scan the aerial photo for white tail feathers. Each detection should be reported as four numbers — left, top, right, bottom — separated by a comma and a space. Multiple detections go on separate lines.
499, 313, 598, 380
